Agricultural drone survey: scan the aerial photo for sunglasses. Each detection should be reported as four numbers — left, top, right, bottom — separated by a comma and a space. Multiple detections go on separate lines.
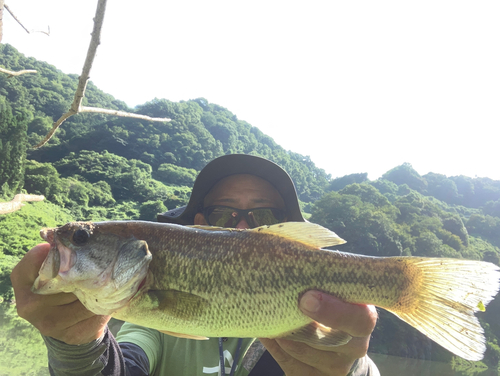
203, 206, 286, 228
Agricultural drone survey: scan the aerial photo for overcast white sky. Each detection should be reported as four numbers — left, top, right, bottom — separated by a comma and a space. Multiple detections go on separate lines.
3, 0, 499, 180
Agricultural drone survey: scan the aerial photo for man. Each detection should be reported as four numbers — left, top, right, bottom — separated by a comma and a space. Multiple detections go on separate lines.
11, 154, 379, 375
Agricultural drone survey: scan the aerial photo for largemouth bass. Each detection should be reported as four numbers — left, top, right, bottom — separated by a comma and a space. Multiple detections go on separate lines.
32, 220, 499, 361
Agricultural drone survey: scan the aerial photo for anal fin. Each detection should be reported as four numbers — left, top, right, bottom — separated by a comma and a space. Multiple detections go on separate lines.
277, 321, 352, 347
158, 330, 209, 340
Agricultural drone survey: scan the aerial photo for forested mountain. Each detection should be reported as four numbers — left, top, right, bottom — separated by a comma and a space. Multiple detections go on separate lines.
2, 44, 500, 375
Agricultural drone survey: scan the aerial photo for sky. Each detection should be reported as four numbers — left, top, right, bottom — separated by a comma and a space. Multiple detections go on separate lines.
2, 0, 500, 181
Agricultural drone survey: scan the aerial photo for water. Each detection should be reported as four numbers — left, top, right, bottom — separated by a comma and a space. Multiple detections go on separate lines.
370, 353, 497, 376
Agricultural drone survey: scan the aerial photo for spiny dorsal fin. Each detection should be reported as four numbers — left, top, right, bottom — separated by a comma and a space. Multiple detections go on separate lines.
188, 222, 346, 249
251, 222, 346, 249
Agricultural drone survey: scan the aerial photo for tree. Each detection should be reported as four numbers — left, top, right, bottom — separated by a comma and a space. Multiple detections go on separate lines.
424, 172, 459, 203
484, 200, 500, 218
139, 200, 167, 221
382, 163, 427, 193
154, 163, 197, 186
442, 215, 469, 247
0, 95, 28, 196
328, 173, 368, 192
339, 183, 391, 208
310, 191, 402, 257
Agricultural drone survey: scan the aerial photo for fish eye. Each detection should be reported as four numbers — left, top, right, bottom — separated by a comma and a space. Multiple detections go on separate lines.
73, 229, 90, 245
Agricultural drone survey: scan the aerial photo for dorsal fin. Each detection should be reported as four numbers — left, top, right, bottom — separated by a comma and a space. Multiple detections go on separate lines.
251, 222, 346, 249
188, 222, 346, 249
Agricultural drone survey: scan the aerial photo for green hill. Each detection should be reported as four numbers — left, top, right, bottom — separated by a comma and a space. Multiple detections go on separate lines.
2, 43, 500, 374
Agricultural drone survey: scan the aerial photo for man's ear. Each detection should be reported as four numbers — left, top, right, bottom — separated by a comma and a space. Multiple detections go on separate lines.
194, 213, 208, 225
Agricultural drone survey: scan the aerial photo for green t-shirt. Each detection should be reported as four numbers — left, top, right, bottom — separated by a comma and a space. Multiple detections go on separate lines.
116, 322, 260, 376
116, 322, 378, 376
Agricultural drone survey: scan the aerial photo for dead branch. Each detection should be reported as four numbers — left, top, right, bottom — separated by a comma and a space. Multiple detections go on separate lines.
33, 0, 170, 149
4, 4, 29, 34
0, 2, 43, 75
0, 0, 4, 43
35, 106, 170, 148
0, 194, 45, 215
35, 25, 50, 36
0, 66, 37, 76
81, 106, 171, 121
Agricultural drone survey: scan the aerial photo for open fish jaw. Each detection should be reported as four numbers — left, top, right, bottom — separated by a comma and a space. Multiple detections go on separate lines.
33, 222, 152, 314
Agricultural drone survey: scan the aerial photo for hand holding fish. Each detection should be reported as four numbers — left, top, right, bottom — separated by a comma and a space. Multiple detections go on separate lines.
261, 292, 377, 376
10, 243, 110, 345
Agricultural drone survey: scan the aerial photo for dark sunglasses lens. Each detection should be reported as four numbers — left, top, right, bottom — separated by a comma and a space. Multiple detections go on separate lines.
205, 207, 286, 228
207, 207, 240, 227
248, 208, 285, 227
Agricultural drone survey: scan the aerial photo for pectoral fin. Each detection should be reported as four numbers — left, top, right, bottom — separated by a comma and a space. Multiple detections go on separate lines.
146, 289, 209, 320
277, 321, 352, 347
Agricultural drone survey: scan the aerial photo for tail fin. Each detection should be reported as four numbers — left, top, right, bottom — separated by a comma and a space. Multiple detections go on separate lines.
390, 258, 500, 361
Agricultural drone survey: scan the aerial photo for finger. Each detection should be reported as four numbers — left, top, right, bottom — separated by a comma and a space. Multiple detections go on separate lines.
259, 338, 316, 376
299, 291, 377, 337
275, 338, 354, 376
36, 299, 97, 332
11, 243, 51, 286
11, 244, 110, 345
12, 243, 78, 307
50, 313, 111, 345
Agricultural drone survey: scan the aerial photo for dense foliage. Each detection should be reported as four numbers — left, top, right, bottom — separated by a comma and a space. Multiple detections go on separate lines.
2, 44, 500, 374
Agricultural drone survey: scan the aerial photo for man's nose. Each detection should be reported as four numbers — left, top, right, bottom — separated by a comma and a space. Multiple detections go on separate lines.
236, 217, 250, 229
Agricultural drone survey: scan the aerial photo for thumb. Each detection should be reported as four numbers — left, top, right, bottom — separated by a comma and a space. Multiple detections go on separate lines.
11, 243, 51, 286
299, 291, 377, 337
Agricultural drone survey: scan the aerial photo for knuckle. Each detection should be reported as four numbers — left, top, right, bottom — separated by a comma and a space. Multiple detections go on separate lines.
282, 343, 305, 359
349, 339, 370, 359
351, 307, 378, 337
37, 314, 59, 335
15, 300, 36, 321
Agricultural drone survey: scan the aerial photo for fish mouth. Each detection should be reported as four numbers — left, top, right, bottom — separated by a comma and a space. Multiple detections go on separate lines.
39, 228, 60, 279
40, 227, 56, 246
32, 228, 61, 293
33, 228, 77, 294
137, 276, 147, 292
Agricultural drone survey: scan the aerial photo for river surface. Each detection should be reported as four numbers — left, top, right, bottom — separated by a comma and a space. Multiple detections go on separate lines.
369, 353, 497, 376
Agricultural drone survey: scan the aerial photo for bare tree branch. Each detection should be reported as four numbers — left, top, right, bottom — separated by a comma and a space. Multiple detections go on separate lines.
36, 25, 50, 36
2, 3, 49, 37
80, 106, 171, 121
0, 0, 4, 43
0, 2, 45, 75
4, 4, 30, 34
33, 0, 170, 149
0, 194, 45, 215
0, 66, 37, 76
35, 105, 170, 148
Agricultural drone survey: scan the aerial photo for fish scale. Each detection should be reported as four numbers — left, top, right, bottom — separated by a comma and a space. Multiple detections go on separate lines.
32, 220, 500, 361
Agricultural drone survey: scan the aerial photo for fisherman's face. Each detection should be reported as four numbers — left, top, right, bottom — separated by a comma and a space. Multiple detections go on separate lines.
194, 174, 286, 229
